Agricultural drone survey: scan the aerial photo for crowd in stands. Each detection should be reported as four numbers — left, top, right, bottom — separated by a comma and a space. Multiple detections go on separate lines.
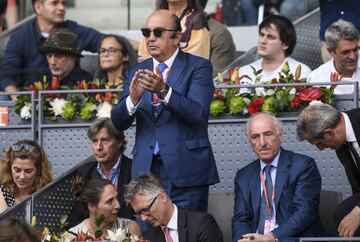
0, 0, 360, 241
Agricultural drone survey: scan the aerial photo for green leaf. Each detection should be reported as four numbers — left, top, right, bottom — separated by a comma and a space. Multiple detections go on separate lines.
95, 214, 105, 228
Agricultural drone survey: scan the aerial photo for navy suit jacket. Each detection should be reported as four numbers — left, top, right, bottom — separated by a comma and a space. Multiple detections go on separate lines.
144, 207, 223, 242
232, 148, 323, 241
111, 50, 219, 187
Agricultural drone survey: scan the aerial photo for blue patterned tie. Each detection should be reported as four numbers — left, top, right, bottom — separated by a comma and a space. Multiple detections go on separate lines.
258, 165, 273, 234
153, 63, 167, 154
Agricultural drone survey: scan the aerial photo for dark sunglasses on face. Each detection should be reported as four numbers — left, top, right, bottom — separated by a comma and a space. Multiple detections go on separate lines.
141, 27, 178, 38
10, 143, 36, 153
98, 47, 122, 56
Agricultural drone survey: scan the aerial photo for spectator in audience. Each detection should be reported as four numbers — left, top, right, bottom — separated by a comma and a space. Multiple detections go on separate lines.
199, 0, 236, 75
68, 117, 133, 227
111, 10, 219, 213
0, 0, 6, 32
138, 0, 210, 60
27, 27, 93, 88
0, 0, 103, 94
4, 0, 18, 29
297, 103, 360, 237
95, 34, 137, 89
124, 173, 223, 242
0, 140, 53, 214
238, 15, 311, 85
309, 19, 359, 94
0, 217, 41, 242
69, 178, 141, 239
232, 113, 323, 242
319, 0, 360, 62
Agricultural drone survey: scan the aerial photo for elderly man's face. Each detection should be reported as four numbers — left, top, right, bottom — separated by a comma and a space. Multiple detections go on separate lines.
248, 114, 282, 164
47, 53, 76, 79
35, 0, 66, 24
144, 11, 181, 63
330, 39, 359, 77
303, 130, 345, 151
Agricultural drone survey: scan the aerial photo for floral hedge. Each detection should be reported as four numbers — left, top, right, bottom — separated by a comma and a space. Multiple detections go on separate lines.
210, 62, 338, 117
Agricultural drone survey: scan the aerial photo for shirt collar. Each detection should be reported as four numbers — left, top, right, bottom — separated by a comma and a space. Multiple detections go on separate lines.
96, 154, 122, 179
153, 48, 179, 71
343, 112, 357, 142
163, 204, 178, 231
260, 149, 280, 170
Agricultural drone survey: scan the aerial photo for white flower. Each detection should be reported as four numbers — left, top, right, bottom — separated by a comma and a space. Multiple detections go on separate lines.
309, 100, 324, 106
107, 228, 126, 242
255, 87, 265, 96
49, 98, 67, 116
20, 103, 31, 119
265, 89, 275, 96
97, 101, 112, 118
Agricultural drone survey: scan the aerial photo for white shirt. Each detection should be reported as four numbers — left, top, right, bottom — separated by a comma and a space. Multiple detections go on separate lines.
126, 48, 179, 115
238, 57, 311, 85
309, 54, 360, 94
162, 204, 179, 242
343, 112, 360, 167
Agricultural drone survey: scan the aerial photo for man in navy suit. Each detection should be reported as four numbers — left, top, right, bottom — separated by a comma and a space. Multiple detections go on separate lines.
124, 173, 223, 242
232, 113, 323, 242
111, 9, 219, 212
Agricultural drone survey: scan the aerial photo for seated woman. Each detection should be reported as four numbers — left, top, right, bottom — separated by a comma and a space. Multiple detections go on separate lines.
95, 34, 137, 89
138, 0, 210, 60
69, 178, 141, 239
0, 140, 53, 213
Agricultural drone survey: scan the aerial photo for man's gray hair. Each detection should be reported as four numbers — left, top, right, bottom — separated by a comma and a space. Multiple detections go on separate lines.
325, 19, 359, 50
297, 103, 341, 140
246, 112, 283, 137
124, 173, 165, 204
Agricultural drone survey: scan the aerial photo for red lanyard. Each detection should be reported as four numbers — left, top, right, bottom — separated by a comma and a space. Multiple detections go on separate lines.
259, 168, 275, 216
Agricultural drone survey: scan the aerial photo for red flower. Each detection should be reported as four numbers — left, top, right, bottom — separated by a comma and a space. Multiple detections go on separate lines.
248, 102, 260, 115
298, 86, 323, 102
290, 95, 302, 108
213, 89, 225, 100
248, 97, 264, 115
51, 76, 60, 90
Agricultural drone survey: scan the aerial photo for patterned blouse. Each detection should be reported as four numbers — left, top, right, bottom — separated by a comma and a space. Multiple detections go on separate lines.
0, 183, 16, 207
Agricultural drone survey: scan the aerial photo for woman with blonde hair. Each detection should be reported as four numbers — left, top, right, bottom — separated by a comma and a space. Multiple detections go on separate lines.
0, 140, 52, 213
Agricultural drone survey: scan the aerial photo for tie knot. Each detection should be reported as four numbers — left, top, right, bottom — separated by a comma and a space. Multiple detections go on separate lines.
263, 165, 272, 175
158, 63, 167, 73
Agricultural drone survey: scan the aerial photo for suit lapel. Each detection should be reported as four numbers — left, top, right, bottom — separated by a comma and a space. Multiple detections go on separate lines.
178, 208, 188, 242
250, 161, 261, 228
274, 149, 290, 209
156, 51, 186, 118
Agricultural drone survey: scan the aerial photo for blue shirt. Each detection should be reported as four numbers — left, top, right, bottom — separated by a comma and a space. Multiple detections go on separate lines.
0, 18, 103, 90
319, 0, 360, 41
96, 155, 122, 187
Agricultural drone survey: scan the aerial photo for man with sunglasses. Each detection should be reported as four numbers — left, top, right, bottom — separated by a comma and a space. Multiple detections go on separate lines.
111, 10, 219, 213
124, 173, 223, 242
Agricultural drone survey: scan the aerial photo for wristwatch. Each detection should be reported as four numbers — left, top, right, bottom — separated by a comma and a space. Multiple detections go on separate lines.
158, 84, 169, 100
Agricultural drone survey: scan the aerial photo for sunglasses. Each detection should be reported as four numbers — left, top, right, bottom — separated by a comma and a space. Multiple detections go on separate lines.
141, 27, 178, 38
10, 143, 36, 153
98, 47, 122, 56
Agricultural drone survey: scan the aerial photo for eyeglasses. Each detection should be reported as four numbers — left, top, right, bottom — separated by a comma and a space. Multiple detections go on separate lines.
141, 27, 178, 38
10, 143, 36, 153
98, 47, 122, 56
135, 194, 159, 218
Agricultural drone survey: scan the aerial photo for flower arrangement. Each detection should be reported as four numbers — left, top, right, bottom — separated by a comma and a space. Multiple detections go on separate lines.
14, 76, 121, 121
32, 215, 141, 242
210, 62, 337, 117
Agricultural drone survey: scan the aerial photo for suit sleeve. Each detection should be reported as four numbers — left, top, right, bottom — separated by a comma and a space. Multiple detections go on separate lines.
165, 59, 214, 125
198, 213, 224, 242
111, 68, 136, 131
232, 173, 254, 242
272, 158, 322, 238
